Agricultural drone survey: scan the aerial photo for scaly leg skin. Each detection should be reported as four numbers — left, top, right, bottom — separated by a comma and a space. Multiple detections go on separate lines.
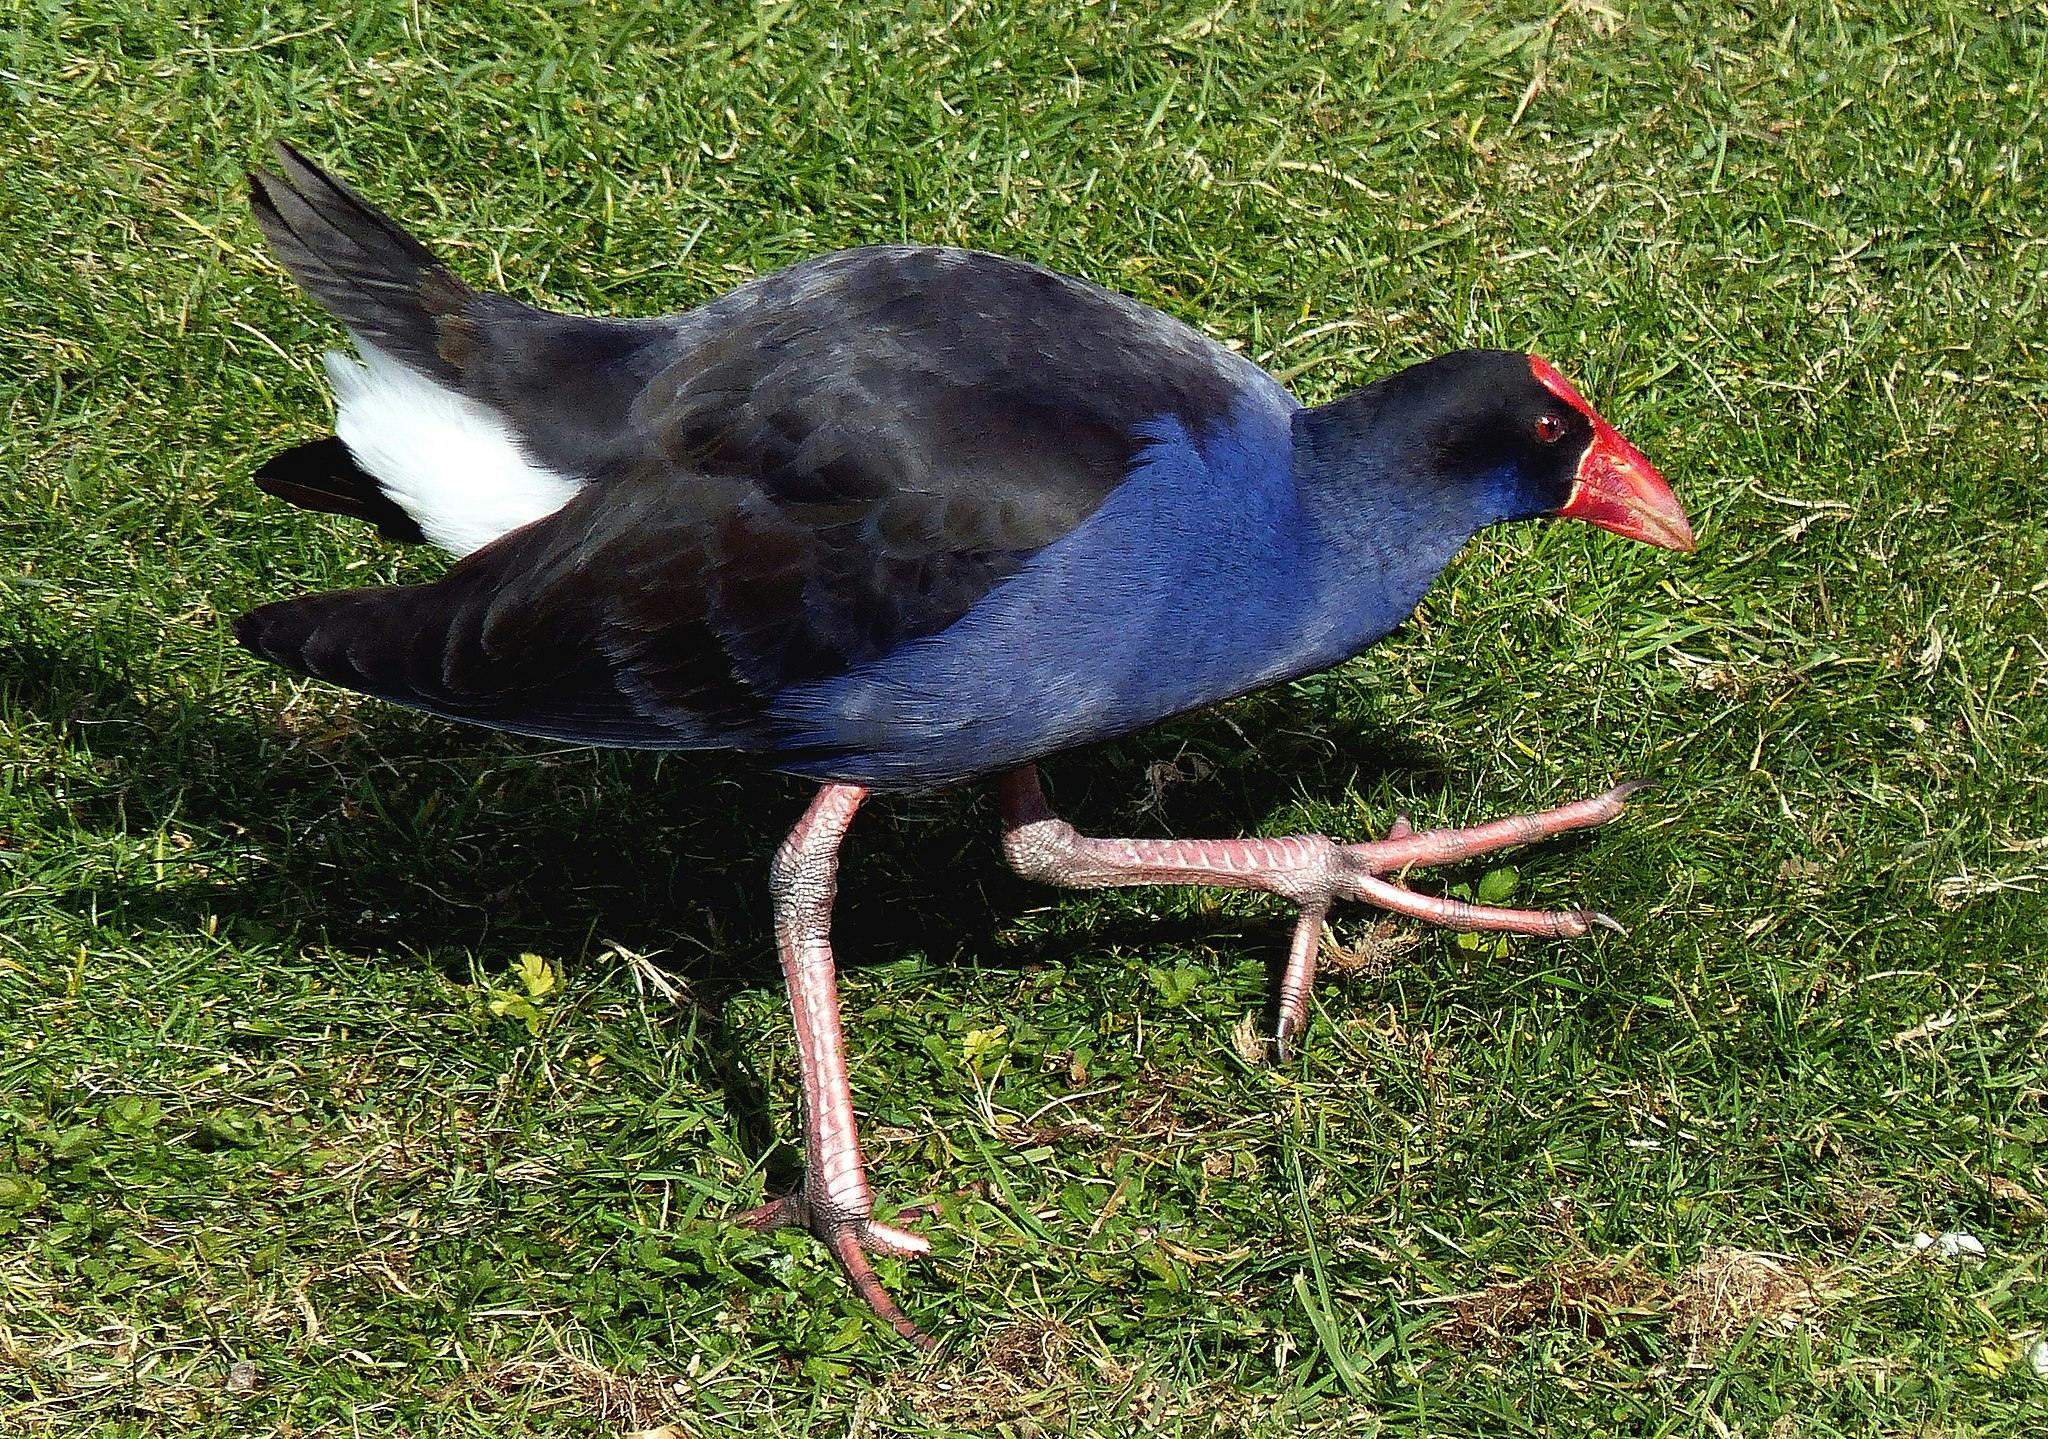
732, 783, 937, 1350
997, 768, 1647, 1060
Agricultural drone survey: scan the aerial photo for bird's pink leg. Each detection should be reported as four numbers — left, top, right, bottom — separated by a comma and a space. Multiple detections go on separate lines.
732, 782, 935, 1349
997, 768, 1645, 1056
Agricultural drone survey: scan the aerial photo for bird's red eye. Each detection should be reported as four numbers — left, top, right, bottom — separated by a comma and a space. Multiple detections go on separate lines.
1535, 413, 1567, 445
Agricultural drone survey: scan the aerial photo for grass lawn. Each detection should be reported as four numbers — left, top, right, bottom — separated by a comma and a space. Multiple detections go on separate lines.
3, 1, 2046, 1433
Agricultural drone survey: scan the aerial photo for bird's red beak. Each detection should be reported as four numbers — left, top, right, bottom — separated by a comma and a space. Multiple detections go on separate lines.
1530, 355, 1696, 553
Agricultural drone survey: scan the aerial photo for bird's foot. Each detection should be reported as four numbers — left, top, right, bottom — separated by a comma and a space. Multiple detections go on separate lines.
755, 783, 939, 1349
999, 769, 1651, 1063
734, 1186, 936, 1349
1273, 783, 1645, 1052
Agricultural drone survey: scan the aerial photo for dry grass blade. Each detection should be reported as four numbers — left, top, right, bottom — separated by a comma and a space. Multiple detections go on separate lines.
1432, 1258, 1668, 1354
1668, 1249, 1826, 1359
896, 1321, 1090, 1429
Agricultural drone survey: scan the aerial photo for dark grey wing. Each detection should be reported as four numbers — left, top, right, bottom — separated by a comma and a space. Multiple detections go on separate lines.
236, 444, 1097, 752
235, 247, 1295, 755
456, 246, 1288, 675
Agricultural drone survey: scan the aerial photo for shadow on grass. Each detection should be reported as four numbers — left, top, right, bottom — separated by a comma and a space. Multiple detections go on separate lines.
10, 612, 1626, 1181
5, 618, 1465, 974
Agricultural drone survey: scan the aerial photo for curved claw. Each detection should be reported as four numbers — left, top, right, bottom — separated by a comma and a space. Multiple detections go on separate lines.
1273, 1013, 1300, 1064
826, 1227, 936, 1350
1583, 910, 1629, 937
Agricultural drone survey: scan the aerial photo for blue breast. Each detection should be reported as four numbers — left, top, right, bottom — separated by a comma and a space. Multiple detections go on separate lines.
769, 390, 1440, 789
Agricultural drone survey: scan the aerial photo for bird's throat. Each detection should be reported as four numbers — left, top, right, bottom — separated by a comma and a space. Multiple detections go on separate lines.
1288, 400, 1488, 658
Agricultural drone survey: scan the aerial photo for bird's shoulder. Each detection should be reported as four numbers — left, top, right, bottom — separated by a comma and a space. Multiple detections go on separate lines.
650, 247, 1265, 520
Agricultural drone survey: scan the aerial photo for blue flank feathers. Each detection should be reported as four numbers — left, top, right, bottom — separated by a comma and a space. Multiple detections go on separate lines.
772, 389, 1498, 788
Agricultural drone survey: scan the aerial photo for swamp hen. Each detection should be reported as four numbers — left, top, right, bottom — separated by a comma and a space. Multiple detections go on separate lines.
236, 144, 1695, 1346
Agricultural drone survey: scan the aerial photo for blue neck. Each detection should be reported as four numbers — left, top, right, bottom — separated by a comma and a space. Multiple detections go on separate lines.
1284, 400, 1505, 668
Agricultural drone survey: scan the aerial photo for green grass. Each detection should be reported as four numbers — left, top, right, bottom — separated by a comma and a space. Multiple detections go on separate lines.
3, 0, 2046, 1433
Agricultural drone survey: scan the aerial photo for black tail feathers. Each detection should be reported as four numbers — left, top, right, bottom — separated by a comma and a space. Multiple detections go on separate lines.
249, 142, 476, 382
254, 436, 425, 544
234, 587, 415, 698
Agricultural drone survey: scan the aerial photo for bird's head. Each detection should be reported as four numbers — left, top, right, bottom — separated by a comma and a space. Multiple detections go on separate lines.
1328, 349, 1696, 554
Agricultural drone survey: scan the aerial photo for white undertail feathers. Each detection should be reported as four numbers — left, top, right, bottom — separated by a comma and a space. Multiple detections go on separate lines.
323, 343, 583, 557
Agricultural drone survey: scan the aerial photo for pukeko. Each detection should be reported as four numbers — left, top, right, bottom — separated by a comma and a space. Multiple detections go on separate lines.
236, 144, 1695, 1347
